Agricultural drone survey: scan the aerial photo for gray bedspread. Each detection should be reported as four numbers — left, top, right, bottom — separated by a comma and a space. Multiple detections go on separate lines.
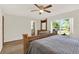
28, 35, 79, 54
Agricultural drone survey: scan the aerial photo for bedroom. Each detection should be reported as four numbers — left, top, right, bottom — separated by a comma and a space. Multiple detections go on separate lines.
0, 4, 79, 54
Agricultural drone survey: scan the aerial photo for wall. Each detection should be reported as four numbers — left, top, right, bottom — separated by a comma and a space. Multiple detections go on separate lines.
4, 14, 37, 42
4, 9, 79, 42
47, 9, 79, 38
0, 9, 2, 51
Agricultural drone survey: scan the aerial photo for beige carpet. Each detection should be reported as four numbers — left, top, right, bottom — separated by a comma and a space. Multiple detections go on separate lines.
0, 40, 24, 54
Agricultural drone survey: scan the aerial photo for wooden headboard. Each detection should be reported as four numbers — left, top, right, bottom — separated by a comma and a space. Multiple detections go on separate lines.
23, 33, 57, 54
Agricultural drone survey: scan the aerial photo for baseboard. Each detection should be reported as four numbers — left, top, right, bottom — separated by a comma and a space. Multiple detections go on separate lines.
4, 39, 23, 43
4, 39, 23, 44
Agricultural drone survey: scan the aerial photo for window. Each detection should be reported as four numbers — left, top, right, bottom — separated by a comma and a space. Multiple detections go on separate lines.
31, 21, 35, 36
51, 18, 73, 35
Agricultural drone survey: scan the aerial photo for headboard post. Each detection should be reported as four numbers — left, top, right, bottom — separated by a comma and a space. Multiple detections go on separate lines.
23, 34, 29, 54
22, 33, 57, 54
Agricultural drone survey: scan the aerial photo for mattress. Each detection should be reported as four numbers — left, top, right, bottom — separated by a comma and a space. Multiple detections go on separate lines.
28, 35, 79, 54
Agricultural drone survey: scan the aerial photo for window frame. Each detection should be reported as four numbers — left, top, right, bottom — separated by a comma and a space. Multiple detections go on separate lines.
50, 18, 73, 35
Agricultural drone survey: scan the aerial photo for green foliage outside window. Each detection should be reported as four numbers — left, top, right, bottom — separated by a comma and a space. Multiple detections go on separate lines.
52, 19, 70, 35
52, 21, 60, 30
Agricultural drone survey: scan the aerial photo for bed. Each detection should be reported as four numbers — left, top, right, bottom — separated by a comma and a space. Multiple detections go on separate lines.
23, 34, 79, 54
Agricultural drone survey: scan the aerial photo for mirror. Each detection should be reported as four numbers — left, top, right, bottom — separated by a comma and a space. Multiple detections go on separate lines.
41, 18, 47, 30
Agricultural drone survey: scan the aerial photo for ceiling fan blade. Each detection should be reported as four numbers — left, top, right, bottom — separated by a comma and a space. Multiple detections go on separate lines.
31, 10, 39, 12
34, 4, 40, 9
44, 5, 52, 9
44, 10, 51, 13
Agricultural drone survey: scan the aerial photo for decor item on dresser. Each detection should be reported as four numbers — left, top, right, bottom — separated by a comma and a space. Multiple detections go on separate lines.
53, 29, 58, 35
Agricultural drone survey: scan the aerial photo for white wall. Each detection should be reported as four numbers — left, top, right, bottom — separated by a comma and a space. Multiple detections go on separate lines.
4, 14, 36, 42
28, 9, 79, 38
4, 9, 79, 42
47, 9, 79, 38
0, 9, 2, 51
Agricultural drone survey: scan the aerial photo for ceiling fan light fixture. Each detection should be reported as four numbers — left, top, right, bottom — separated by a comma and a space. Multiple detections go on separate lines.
39, 10, 44, 13
31, 4, 52, 14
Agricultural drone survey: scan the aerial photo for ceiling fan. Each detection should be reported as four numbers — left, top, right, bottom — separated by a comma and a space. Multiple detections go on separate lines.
31, 4, 52, 15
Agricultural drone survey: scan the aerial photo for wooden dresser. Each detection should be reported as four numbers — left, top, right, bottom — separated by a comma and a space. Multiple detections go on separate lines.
37, 30, 50, 35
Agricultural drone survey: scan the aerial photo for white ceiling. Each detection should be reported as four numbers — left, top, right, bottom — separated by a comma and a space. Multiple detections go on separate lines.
0, 4, 79, 19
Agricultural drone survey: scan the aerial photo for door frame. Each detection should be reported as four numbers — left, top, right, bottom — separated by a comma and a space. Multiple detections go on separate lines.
2, 16, 4, 45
